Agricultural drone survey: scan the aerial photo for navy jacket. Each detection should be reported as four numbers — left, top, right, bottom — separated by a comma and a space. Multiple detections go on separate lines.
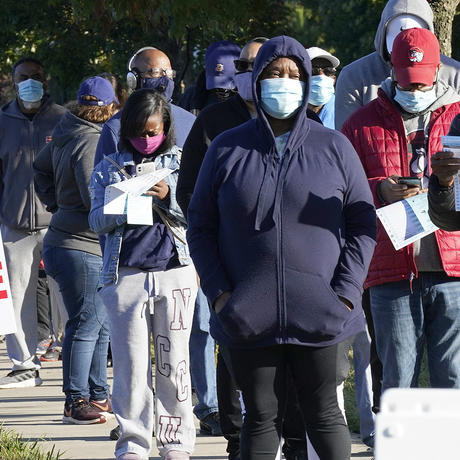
187, 36, 377, 348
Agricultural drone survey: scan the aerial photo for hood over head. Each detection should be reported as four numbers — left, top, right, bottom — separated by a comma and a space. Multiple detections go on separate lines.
251, 35, 311, 144
250, 36, 313, 231
374, 0, 434, 63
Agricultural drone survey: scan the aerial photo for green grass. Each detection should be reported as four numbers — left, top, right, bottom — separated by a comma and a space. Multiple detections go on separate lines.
344, 348, 430, 434
0, 425, 63, 460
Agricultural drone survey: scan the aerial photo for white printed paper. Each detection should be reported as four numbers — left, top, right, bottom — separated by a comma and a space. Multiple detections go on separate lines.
127, 194, 153, 225
442, 136, 460, 211
454, 175, 460, 212
442, 135, 460, 158
103, 168, 173, 218
376, 193, 438, 250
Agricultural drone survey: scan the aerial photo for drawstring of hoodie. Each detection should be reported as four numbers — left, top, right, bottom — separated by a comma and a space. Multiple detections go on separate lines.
254, 147, 277, 231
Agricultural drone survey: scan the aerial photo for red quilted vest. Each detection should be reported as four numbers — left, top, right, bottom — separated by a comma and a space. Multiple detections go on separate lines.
342, 89, 460, 288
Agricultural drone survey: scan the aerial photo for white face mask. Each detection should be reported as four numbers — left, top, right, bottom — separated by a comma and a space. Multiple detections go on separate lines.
394, 86, 437, 113
260, 78, 305, 120
308, 75, 335, 106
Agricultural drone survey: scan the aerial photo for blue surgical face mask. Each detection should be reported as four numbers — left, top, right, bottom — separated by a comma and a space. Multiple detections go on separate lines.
308, 74, 335, 107
260, 78, 305, 119
394, 86, 437, 114
234, 72, 253, 101
17, 78, 44, 103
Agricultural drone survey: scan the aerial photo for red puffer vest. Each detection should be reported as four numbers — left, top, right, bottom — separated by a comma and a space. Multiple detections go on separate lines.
342, 88, 460, 288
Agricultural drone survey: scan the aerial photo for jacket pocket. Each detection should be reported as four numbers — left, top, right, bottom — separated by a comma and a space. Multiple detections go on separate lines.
285, 268, 351, 342
216, 281, 277, 343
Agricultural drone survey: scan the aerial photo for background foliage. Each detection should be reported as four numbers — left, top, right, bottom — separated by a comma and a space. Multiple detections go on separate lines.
0, 0, 459, 104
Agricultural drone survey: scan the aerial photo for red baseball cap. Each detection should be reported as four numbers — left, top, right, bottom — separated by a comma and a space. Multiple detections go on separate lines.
391, 28, 440, 87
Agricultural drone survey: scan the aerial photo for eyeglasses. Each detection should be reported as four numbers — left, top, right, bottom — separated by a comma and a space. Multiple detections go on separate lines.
140, 68, 177, 79
311, 66, 336, 77
392, 68, 438, 92
233, 59, 254, 73
395, 83, 434, 92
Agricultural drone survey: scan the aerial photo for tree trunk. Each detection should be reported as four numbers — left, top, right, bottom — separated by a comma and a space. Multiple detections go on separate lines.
430, 0, 460, 56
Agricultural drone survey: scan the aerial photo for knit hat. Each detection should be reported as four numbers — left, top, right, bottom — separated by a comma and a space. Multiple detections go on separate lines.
391, 28, 440, 87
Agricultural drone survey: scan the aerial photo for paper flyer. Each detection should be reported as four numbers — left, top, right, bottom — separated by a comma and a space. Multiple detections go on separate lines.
376, 193, 438, 250
103, 168, 173, 219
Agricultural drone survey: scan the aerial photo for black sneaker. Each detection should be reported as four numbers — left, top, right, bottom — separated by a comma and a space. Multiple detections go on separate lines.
63, 398, 107, 424
109, 424, 155, 440
199, 412, 222, 436
110, 424, 121, 440
0, 369, 42, 389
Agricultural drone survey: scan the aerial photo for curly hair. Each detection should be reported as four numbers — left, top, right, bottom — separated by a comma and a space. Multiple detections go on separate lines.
68, 95, 118, 123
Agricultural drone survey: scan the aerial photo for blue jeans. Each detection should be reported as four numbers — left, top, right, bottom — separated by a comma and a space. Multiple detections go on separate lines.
189, 287, 218, 419
43, 246, 110, 403
352, 329, 375, 441
370, 272, 460, 394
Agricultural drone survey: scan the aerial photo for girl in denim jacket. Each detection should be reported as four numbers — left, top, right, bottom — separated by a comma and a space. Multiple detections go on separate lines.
89, 89, 197, 460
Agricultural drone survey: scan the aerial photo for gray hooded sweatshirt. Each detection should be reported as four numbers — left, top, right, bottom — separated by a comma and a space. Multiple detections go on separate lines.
34, 110, 103, 256
0, 96, 66, 232
335, 0, 460, 129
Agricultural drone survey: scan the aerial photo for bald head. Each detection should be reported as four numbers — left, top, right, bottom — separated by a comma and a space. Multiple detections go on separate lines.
240, 41, 264, 62
132, 48, 172, 74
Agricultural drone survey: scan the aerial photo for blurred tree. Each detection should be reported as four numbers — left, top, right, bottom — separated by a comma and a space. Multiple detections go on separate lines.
0, 0, 458, 105
430, 0, 460, 56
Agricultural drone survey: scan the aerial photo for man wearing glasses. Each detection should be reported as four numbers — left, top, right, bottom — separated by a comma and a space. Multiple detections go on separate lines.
94, 46, 195, 166
306, 47, 339, 130
342, 28, 460, 400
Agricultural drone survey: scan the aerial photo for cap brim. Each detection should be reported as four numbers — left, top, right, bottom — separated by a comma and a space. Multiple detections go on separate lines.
313, 54, 340, 68
205, 75, 235, 90
394, 65, 437, 87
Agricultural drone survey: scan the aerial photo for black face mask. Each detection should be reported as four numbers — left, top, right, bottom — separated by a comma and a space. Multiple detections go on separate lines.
142, 76, 175, 101
210, 88, 237, 103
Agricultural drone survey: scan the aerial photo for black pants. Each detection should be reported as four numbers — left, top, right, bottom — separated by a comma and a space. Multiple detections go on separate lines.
218, 345, 308, 459
229, 344, 350, 460
36, 268, 51, 342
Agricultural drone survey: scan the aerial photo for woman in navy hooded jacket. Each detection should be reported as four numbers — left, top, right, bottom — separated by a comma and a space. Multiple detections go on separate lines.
187, 36, 377, 460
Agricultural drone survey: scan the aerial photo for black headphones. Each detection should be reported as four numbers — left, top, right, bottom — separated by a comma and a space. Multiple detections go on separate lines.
126, 46, 157, 91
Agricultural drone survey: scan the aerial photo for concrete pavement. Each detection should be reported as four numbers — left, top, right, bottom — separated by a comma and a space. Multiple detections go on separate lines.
0, 340, 373, 459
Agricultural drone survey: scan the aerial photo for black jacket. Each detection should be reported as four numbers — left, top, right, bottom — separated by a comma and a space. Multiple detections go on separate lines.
428, 114, 460, 231
177, 94, 322, 216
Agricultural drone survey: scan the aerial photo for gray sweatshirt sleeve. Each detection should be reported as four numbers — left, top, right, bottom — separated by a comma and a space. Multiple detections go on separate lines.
334, 64, 364, 130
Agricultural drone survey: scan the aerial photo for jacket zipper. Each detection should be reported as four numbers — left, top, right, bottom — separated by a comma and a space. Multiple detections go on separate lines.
29, 121, 35, 232
276, 149, 289, 342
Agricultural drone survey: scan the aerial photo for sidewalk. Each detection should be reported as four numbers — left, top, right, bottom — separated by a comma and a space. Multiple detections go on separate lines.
0, 340, 373, 459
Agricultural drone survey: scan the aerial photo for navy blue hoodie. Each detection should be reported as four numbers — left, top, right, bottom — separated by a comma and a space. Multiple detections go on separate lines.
187, 36, 377, 348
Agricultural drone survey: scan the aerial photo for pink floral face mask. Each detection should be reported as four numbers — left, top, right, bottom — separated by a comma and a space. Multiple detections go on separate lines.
129, 132, 165, 155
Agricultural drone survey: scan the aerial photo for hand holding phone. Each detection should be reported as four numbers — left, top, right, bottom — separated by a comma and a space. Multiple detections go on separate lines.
397, 177, 422, 188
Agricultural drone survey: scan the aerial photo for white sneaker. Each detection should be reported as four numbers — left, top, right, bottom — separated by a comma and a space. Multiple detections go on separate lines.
0, 369, 42, 389
164, 451, 190, 460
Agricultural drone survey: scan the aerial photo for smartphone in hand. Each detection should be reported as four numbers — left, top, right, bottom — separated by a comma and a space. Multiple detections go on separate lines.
397, 176, 421, 188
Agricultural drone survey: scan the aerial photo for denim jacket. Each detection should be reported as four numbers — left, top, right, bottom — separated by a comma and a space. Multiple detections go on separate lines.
89, 146, 192, 285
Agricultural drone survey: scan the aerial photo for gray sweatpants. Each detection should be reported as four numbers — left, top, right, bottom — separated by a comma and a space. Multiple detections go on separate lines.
2, 226, 46, 371
100, 265, 198, 459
